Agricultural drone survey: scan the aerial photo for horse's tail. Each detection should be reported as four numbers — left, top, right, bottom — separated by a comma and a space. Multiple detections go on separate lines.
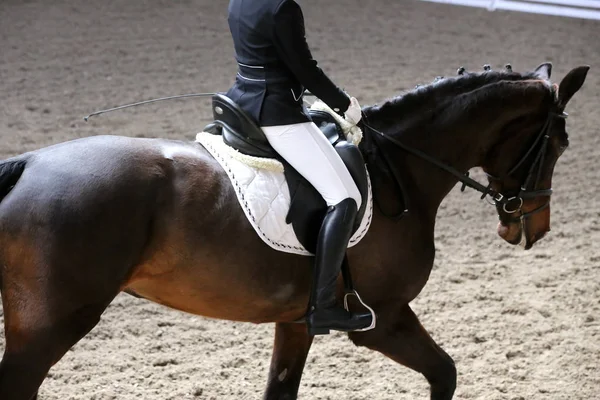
0, 156, 29, 204
0, 155, 30, 291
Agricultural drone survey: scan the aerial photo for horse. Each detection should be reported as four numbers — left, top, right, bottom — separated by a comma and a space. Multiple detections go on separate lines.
0, 62, 589, 400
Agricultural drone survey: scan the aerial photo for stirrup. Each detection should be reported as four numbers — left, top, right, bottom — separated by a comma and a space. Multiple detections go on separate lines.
343, 290, 376, 332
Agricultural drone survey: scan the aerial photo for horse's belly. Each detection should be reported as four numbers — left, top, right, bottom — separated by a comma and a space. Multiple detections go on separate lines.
123, 259, 309, 324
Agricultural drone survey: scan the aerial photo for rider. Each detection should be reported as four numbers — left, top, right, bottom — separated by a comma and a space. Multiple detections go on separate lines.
225, 0, 372, 335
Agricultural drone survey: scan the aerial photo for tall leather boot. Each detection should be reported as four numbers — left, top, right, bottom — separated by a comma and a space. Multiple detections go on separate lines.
306, 198, 373, 336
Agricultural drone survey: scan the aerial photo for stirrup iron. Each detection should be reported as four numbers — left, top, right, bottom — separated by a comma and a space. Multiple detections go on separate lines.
343, 290, 376, 332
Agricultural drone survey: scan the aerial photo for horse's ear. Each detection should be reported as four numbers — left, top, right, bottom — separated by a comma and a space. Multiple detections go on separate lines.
557, 65, 590, 107
534, 62, 552, 80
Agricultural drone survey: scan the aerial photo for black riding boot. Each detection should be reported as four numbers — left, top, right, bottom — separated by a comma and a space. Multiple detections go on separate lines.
306, 198, 373, 336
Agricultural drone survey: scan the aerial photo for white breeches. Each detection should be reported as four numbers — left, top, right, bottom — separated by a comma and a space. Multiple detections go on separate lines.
261, 122, 362, 209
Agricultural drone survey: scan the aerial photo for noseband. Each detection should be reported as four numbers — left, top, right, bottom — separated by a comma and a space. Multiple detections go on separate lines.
361, 111, 568, 221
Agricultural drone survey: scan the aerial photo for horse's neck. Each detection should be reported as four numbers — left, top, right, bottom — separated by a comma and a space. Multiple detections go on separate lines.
363, 80, 551, 220
395, 123, 482, 218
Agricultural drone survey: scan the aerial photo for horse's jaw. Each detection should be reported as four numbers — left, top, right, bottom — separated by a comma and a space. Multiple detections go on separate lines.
522, 206, 551, 249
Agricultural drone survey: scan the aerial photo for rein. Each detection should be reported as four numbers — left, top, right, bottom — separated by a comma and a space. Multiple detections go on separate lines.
360, 111, 567, 221
83, 90, 563, 223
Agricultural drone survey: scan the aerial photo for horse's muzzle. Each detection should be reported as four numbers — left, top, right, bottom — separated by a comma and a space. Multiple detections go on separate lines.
497, 220, 523, 245
497, 202, 551, 249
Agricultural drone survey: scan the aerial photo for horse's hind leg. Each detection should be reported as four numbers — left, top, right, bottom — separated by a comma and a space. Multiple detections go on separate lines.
263, 323, 314, 400
349, 305, 456, 400
0, 290, 115, 400
0, 240, 126, 400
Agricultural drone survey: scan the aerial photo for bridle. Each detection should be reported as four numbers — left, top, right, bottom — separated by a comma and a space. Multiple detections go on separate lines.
485, 112, 567, 222
360, 110, 568, 222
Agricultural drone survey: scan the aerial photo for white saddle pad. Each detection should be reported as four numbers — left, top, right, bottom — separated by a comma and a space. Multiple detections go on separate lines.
195, 131, 373, 256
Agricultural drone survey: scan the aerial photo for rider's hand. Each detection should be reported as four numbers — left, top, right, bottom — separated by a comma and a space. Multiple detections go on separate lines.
344, 97, 362, 126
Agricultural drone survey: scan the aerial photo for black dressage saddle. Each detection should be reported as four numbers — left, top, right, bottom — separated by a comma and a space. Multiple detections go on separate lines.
203, 93, 369, 254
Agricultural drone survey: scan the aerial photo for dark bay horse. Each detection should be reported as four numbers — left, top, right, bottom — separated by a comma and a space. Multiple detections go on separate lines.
0, 63, 589, 400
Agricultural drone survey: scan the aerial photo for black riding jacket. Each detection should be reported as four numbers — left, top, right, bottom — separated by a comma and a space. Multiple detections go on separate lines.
225, 0, 351, 126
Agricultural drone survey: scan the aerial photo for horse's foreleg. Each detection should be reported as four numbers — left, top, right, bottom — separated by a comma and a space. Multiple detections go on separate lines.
263, 322, 313, 400
349, 305, 456, 400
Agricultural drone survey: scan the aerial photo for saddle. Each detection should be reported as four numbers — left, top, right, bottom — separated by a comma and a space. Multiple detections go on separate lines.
203, 94, 369, 254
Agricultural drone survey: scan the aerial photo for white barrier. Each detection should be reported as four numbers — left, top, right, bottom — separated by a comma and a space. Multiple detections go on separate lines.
421, 0, 600, 20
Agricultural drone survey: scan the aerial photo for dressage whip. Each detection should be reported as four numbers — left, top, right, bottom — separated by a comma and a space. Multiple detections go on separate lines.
83, 92, 218, 121
83, 91, 317, 121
